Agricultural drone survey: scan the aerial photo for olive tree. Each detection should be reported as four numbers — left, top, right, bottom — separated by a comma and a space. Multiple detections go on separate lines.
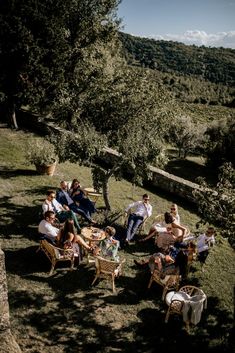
169, 115, 207, 158
193, 162, 235, 248
0, 0, 120, 128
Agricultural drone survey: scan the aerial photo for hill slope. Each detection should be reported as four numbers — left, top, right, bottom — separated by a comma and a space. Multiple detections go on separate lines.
119, 32, 235, 106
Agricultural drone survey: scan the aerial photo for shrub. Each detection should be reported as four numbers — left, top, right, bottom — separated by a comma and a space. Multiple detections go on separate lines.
25, 138, 58, 166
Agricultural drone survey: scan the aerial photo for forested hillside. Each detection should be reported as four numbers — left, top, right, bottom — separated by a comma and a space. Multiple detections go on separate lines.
119, 32, 235, 106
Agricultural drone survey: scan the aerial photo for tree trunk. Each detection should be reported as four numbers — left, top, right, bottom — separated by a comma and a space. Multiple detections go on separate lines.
7, 99, 18, 129
132, 183, 136, 199
102, 177, 111, 212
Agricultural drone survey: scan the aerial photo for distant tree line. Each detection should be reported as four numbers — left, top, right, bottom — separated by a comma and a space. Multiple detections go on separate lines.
119, 32, 235, 107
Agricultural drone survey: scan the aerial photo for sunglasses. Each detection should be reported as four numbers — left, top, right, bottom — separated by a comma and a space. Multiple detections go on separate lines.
171, 208, 176, 211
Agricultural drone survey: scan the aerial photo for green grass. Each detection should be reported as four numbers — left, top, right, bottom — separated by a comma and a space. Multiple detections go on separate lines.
165, 147, 217, 185
0, 126, 234, 353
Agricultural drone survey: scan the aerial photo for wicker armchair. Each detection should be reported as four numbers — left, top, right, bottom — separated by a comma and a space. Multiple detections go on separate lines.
92, 256, 126, 293
165, 285, 207, 331
147, 270, 181, 300
39, 239, 76, 275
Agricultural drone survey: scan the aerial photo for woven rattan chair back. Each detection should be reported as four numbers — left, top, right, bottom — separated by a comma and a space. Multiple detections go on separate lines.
92, 256, 125, 293
39, 239, 75, 275
148, 270, 181, 300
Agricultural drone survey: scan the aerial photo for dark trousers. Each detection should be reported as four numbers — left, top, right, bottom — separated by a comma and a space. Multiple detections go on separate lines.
69, 203, 92, 223
197, 250, 209, 264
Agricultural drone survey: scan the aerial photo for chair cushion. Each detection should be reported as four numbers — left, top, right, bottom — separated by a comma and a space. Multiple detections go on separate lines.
165, 291, 190, 306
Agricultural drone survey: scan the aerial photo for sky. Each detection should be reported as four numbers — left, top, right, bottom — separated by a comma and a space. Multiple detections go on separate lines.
117, 0, 235, 49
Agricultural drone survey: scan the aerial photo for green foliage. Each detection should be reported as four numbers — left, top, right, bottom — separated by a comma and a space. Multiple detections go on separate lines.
119, 32, 235, 107
119, 32, 235, 87
193, 162, 235, 248
169, 115, 208, 158
0, 0, 120, 121
50, 121, 107, 166
205, 117, 235, 168
25, 138, 58, 166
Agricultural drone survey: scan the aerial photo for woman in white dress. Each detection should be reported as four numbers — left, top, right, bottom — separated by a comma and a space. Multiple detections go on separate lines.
170, 203, 180, 224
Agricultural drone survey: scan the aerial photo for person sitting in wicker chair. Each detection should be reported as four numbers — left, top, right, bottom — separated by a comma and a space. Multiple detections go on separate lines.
99, 226, 120, 261
134, 243, 194, 279
59, 218, 96, 254
42, 190, 81, 232
134, 252, 177, 278
38, 211, 96, 255
169, 241, 197, 279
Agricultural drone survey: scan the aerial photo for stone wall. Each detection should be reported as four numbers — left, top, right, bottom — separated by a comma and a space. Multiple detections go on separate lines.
17, 109, 202, 204
0, 249, 22, 353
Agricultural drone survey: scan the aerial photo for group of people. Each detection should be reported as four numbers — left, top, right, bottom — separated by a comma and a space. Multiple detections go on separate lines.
38, 180, 98, 252
38, 185, 216, 276
124, 194, 216, 277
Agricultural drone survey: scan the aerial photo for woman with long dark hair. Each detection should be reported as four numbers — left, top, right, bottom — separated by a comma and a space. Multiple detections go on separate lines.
60, 218, 95, 254
69, 179, 96, 217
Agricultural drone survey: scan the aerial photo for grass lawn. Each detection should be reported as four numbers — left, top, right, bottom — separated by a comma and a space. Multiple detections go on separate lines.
0, 126, 234, 353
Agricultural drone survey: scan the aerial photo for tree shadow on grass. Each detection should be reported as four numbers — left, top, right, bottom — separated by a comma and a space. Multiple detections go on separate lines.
4, 245, 52, 275
0, 185, 55, 240
8, 282, 233, 353
8, 285, 145, 353
5, 244, 233, 353
0, 201, 43, 240
136, 295, 233, 353
0, 166, 39, 178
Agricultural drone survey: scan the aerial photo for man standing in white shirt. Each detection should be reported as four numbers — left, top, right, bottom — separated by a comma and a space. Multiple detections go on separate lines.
197, 227, 215, 270
124, 194, 152, 243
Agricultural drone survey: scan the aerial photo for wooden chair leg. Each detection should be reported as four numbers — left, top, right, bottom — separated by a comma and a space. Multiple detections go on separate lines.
162, 287, 168, 300
165, 308, 170, 323
70, 259, 75, 271
148, 276, 153, 289
49, 262, 55, 276
185, 321, 190, 333
92, 271, 99, 286
112, 274, 116, 293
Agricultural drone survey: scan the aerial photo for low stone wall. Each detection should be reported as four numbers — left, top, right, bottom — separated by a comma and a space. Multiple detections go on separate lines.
99, 147, 202, 204
149, 166, 201, 203
0, 249, 22, 353
17, 109, 202, 204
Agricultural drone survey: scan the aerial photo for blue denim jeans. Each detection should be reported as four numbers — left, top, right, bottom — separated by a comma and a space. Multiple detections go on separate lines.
126, 213, 144, 241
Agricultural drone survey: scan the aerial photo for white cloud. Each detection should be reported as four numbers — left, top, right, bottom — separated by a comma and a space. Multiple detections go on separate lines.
149, 30, 235, 49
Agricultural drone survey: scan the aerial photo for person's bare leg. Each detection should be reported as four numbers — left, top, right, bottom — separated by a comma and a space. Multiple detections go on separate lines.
74, 234, 91, 251
134, 258, 149, 266
139, 228, 157, 242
